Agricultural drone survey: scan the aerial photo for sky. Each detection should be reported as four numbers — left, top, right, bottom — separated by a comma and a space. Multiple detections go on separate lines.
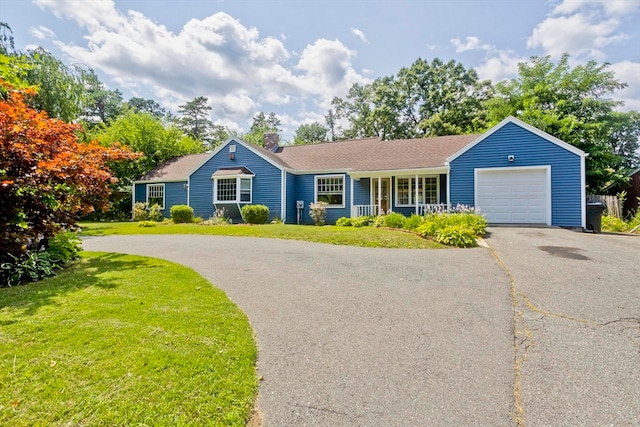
3, 0, 640, 142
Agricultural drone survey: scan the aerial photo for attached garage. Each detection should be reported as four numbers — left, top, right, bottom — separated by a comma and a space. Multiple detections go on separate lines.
447, 116, 586, 228
475, 166, 551, 224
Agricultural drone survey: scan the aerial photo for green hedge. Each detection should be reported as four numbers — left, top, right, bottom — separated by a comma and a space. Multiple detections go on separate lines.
170, 205, 195, 223
241, 204, 269, 224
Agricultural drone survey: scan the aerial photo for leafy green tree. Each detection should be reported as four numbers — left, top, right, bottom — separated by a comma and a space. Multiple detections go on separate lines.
293, 122, 328, 145
244, 112, 282, 146
80, 69, 123, 127
176, 96, 213, 142
333, 58, 491, 140
126, 97, 167, 119
598, 111, 640, 171
96, 111, 204, 186
484, 54, 632, 191
324, 109, 337, 141
23, 47, 86, 122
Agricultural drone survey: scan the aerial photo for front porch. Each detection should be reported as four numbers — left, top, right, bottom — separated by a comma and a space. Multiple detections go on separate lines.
349, 172, 449, 218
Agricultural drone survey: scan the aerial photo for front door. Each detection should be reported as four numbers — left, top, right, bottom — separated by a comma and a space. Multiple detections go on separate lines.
372, 178, 391, 214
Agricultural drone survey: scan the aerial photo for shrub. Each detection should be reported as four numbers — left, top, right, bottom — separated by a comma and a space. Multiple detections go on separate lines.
352, 216, 373, 227
435, 225, 477, 248
138, 221, 157, 227
202, 208, 231, 225
170, 205, 194, 223
242, 204, 269, 224
383, 212, 406, 229
403, 214, 424, 231
372, 215, 386, 228
601, 214, 628, 232
0, 251, 65, 287
309, 201, 328, 226
133, 202, 149, 221
46, 231, 82, 264
336, 217, 353, 227
416, 212, 487, 247
133, 202, 163, 222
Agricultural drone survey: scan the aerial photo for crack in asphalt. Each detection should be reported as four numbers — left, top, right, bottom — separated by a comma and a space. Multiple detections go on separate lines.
487, 240, 640, 427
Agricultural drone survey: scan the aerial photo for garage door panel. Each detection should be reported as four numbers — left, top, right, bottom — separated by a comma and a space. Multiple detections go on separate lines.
476, 168, 548, 224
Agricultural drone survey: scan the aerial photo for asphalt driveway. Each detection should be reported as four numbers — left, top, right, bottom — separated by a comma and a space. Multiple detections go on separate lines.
82, 227, 639, 426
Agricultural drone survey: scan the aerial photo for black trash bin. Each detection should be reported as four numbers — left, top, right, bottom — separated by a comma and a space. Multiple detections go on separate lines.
586, 202, 605, 232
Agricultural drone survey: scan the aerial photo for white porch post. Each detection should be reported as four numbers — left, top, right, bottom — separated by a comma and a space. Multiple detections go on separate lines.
377, 176, 382, 215
415, 174, 419, 215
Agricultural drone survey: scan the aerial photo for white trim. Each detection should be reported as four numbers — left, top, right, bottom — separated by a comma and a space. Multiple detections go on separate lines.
446, 116, 586, 164
131, 183, 135, 220
350, 167, 448, 180
474, 165, 552, 226
394, 175, 440, 207
133, 179, 186, 184
350, 177, 354, 218
314, 174, 346, 208
446, 168, 451, 207
580, 155, 586, 228
212, 175, 253, 204
146, 183, 166, 210
204, 137, 289, 174
281, 170, 286, 223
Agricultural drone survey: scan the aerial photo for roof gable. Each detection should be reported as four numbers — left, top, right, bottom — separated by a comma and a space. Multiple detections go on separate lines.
446, 116, 586, 164
209, 137, 291, 170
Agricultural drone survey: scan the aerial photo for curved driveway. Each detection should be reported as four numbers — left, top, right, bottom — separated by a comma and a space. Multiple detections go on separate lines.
82, 228, 639, 426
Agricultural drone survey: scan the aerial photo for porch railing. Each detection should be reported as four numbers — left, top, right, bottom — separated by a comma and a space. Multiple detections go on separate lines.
352, 205, 378, 217
416, 203, 451, 215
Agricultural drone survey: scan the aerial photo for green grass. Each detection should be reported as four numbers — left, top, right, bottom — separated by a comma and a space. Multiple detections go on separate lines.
0, 252, 257, 426
79, 222, 445, 249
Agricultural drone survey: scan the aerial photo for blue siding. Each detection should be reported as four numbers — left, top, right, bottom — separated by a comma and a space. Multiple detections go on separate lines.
294, 173, 352, 224
133, 181, 187, 218
189, 141, 283, 221
449, 122, 583, 226
285, 172, 297, 224
353, 178, 370, 206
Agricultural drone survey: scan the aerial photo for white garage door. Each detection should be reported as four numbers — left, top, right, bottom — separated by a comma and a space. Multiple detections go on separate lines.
476, 167, 549, 224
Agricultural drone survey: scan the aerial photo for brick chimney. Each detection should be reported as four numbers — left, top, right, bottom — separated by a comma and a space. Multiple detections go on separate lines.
263, 132, 280, 152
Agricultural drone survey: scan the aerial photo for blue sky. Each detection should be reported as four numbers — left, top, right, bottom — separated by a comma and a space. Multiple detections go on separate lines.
3, 0, 640, 141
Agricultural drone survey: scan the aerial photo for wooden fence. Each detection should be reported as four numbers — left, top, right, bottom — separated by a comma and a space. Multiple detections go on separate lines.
587, 194, 621, 218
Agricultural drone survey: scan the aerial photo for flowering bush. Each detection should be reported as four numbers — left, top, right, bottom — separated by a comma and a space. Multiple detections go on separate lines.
202, 208, 231, 225
416, 212, 487, 247
133, 202, 163, 222
309, 201, 328, 225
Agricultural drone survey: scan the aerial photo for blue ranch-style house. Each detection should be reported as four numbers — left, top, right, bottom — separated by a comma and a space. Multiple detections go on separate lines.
133, 116, 587, 228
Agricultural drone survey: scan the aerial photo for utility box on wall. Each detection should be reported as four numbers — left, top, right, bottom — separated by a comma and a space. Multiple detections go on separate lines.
296, 200, 304, 209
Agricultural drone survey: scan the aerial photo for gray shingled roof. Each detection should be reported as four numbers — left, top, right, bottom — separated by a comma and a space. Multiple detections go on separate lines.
138, 153, 211, 182
137, 134, 480, 181
271, 134, 479, 171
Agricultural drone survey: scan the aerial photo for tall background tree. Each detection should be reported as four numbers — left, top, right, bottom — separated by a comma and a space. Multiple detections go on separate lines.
332, 58, 492, 140
176, 96, 213, 143
243, 112, 282, 146
293, 122, 328, 145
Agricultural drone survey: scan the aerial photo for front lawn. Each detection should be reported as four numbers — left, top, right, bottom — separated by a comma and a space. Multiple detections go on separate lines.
0, 252, 258, 426
79, 222, 446, 249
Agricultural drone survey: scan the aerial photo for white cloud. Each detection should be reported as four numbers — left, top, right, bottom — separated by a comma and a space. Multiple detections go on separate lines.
475, 50, 525, 83
450, 36, 491, 53
29, 25, 56, 40
528, 13, 624, 59
350, 27, 369, 44
552, 0, 640, 16
610, 60, 640, 112
35, 0, 367, 135
529, 1, 638, 61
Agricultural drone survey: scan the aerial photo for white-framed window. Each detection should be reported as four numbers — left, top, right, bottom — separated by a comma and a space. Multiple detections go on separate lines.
213, 176, 252, 203
146, 184, 165, 210
395, 176, 438, 206
315, 174, 345, 207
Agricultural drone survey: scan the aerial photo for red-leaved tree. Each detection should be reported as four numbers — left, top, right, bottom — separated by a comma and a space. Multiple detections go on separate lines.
0, 84, 139, 262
